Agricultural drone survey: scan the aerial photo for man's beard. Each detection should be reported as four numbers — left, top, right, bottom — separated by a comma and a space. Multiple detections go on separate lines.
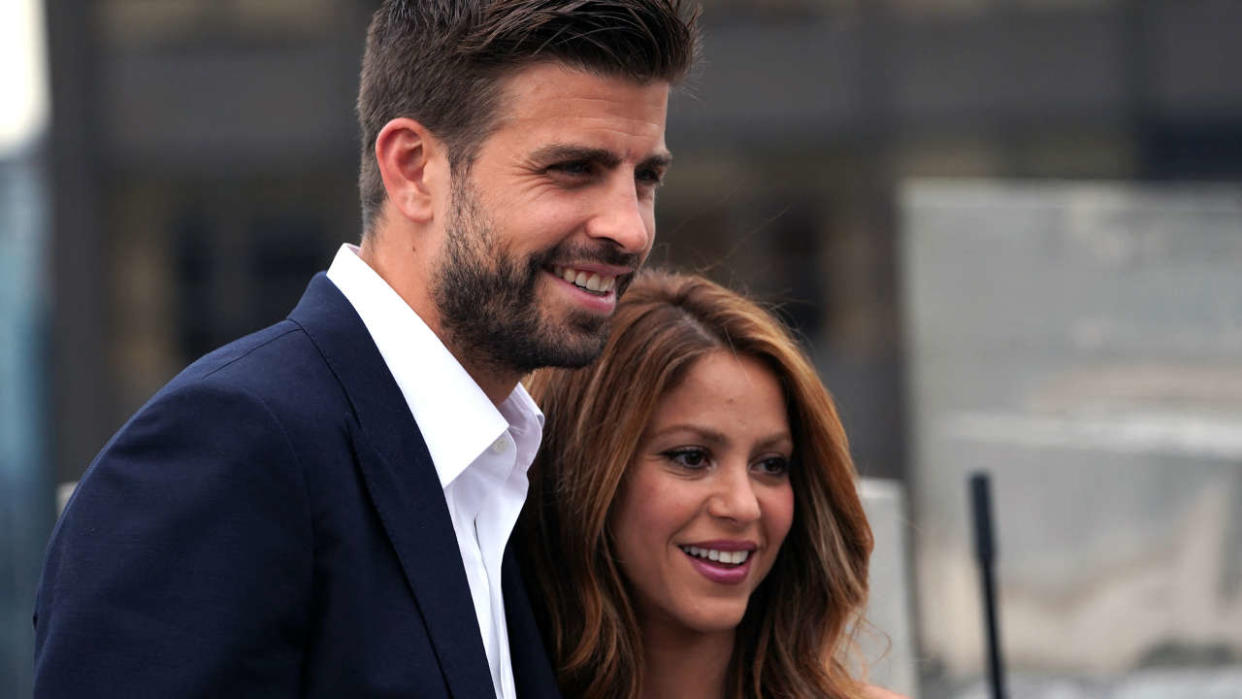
432, 178, 642, 376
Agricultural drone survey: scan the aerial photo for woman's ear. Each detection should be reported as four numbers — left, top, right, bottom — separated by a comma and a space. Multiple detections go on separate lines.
374, 117, 448, 224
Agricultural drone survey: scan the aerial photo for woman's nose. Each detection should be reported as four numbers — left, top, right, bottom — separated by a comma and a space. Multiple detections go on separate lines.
706, 467, 762, 524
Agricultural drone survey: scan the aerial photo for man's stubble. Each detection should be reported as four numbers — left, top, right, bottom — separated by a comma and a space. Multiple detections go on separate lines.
431, 175, 642, 377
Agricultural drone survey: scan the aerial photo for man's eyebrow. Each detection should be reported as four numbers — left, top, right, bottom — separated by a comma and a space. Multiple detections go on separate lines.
531, 144, 621, 168
530, 144, 673, 171
640, 152, 673, 172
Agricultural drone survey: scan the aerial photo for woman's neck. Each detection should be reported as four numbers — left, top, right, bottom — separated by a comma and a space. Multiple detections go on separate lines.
638, 621, 735, 699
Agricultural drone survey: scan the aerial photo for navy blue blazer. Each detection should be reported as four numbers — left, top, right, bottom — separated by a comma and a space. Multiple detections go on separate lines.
34, 273, 560, 698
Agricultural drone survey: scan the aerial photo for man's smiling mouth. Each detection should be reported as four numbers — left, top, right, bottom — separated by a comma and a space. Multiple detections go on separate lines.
550, 265, 618, 296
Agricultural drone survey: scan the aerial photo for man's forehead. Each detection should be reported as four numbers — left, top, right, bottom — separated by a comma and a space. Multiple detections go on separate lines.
496, 60, 667, 94
494, 62, 669, 120
480, 64, 668, 161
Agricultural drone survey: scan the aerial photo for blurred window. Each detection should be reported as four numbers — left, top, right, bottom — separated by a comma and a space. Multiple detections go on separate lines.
702, 0, 860, 19
702, 0, 1120, 20
0, 0, 50, 696
101, 0, 337, 46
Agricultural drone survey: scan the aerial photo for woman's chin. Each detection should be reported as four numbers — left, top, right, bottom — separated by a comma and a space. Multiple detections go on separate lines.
672, 600, 750, 636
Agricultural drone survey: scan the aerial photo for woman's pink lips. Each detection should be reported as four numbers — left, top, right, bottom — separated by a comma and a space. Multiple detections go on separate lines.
683, 549, 753, 585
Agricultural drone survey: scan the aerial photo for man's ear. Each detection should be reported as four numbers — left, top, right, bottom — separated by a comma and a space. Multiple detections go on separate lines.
374, 118, 448, 224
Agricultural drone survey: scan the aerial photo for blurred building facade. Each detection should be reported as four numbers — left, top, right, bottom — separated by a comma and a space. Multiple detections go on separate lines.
904, 181, 1242, 697
39, 0, 1242, 696
1, 1, 50, 696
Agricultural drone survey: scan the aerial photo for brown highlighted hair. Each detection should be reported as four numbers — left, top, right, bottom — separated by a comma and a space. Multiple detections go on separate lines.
356, 0, 699, 233
518, 270, 874, 698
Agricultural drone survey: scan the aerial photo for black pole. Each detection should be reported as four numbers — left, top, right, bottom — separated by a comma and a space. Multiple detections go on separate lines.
970, 472, 1007, 699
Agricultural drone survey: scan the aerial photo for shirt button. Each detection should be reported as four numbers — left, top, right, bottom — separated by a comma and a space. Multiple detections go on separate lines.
490, 437, 508, 454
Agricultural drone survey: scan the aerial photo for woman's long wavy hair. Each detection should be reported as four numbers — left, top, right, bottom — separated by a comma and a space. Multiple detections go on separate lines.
517, 270, 875, 698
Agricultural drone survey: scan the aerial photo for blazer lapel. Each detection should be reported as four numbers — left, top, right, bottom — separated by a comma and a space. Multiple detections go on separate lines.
503, 547, 562, 698
289, 273, 494, 699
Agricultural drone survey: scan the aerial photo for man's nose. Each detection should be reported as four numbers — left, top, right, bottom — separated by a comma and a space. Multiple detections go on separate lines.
584, 178, 653, 255
706, 467, 762, 525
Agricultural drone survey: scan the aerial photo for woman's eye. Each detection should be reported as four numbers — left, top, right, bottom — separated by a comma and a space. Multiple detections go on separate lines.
663, 448, 709, 469
753, 456, 790, 477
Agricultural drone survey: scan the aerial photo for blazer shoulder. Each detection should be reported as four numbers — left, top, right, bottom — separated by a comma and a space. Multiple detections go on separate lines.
162, 320, 342, 412
37, 352, 318, 698
179, 320, 310, 382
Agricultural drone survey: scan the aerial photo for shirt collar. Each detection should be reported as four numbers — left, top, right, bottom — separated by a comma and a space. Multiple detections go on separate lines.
325, 244, 544, 489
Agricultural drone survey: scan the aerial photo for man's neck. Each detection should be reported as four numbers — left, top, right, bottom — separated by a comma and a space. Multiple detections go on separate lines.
451, 352, 523, 406
357, 234, 519, 406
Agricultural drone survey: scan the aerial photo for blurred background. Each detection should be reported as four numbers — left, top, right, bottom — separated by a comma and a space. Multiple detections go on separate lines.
3, 0, 1241, 696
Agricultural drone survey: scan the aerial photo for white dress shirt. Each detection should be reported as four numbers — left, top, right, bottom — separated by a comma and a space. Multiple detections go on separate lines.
326, 244, 543, 699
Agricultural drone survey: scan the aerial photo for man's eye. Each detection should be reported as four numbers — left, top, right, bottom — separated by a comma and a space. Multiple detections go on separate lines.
548, 161, 593, 177
663, 448, 709, 469
636, 167, 664, 186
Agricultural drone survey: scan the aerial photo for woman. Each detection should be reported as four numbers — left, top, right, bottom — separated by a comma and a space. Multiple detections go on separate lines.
519, 270, 898, 698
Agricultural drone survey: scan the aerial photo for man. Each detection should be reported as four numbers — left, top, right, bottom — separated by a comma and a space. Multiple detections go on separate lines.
33, 1, 697, 696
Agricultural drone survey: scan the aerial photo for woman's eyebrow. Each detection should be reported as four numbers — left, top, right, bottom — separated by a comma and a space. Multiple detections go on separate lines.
649, 423, 728, 447
648, 425, 793, 453
754, 432, 794, 451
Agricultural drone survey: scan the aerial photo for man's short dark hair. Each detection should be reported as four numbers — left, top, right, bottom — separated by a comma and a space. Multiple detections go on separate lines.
356, 0, 700, 234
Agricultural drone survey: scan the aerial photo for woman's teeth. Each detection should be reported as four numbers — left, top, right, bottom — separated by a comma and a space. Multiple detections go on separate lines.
554, 266, 616, 294
680, 546, 750, 565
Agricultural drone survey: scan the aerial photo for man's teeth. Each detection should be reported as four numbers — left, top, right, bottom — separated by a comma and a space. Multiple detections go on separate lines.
680, 546, 750, 565
556, 266, 616, 293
